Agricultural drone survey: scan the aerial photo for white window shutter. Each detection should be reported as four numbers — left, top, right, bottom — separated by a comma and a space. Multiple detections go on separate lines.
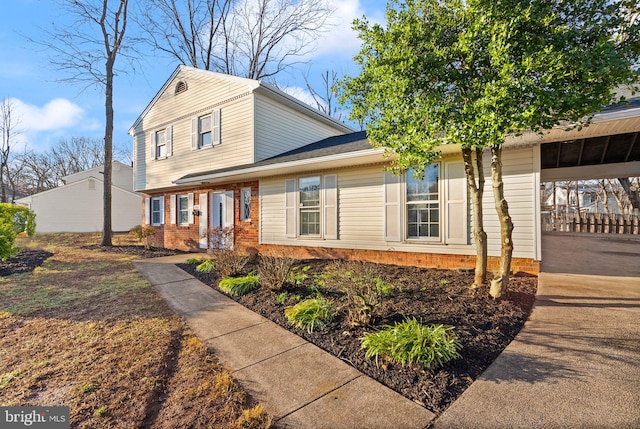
145, 197, 151, 225
445, 161, 467, 244
384, 172, 402, 242
225, 190, 235, 249
149, 134, 156, 160
285, 179, 297, 238
191, 117, 198, 150
170, 195, 177, 225
187, 193, 194, 224
323, 174, 338, 239
212, 109, 221, 145
166, 125, 173, 156
159, 196, 165, 225
199, 193, 208, 249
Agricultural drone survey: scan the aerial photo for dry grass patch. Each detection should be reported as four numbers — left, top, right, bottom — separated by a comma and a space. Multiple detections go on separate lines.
0, 233, 270, 428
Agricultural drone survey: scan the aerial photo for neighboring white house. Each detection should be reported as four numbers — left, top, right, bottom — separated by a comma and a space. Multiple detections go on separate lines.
130, 66, 640, 274
16, 161, 141, 233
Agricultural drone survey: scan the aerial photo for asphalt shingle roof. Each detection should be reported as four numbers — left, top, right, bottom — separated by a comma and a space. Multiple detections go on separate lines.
178, 131, 370, 181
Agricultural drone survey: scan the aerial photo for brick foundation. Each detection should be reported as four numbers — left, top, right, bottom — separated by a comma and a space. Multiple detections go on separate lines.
257, 244, 540, 275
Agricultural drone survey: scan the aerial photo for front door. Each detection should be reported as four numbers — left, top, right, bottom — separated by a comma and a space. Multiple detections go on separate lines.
210, 190, 235, 249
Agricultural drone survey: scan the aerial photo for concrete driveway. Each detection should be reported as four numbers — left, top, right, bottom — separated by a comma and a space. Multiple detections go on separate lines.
433, 233, 640, 428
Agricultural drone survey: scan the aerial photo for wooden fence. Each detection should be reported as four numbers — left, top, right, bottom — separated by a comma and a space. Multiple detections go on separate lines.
541, 212, 640, 235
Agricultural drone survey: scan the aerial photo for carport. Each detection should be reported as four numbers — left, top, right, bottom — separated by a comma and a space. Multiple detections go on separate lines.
537, 100, 640, 274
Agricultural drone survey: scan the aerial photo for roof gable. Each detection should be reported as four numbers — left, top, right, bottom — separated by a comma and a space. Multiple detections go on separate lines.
128, 66, 352, 135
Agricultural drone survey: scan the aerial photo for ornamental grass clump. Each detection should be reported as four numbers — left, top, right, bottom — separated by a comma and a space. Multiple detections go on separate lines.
196, 258, 216, 273
219, 273, 260, 296
284, 297, 335, 333
361, 318, 462, 368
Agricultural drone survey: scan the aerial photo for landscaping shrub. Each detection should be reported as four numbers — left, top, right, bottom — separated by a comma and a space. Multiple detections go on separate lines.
288, 265, 311, 285
324, 261, 394, 327
129, 225, 156, 249
0, 204, 36, 260
212, 249, 249, 277
258, 254, 294, 291
284, 297, 335, 333
185, 256, 205, 265
219, 273, 260, 296
361, 318, 462, 368
196, 258, 216, 273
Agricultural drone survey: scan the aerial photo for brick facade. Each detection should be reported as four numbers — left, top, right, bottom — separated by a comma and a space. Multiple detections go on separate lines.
143, 180, 259, 251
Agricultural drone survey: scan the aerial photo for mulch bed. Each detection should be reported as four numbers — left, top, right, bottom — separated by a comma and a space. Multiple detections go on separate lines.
179, 259, 537, 414
0, 249, 53, 276
82, 244, 187, 259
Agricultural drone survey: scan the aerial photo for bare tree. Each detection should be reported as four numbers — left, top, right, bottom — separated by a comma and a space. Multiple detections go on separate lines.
304, 70, 343, 120
0, 99, 21, 203
618, 177, 640, 212
137, 0, 232, 70
140, 0, 332, 80
39, 0, 131, 246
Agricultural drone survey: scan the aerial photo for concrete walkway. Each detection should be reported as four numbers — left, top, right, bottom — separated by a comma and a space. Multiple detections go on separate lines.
135, 233, 640, 429
134, 255, 435, 429
433, 234, 640, 428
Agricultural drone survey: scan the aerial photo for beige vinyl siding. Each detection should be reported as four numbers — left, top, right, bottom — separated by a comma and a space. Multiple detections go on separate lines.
254, 93, 346, 162
260, 148, 538, 259
25, 178, 141, 233
133, 69, 255, 191
481, 146, 537, 259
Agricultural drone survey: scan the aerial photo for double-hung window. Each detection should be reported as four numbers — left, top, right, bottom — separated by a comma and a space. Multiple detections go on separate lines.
150, 126, 172, 160
177, 195, 189, 226
299, 176, 321, 236
406, 165, 440, 239
151, 197, 163, 226
155, 130, 166, 158
192, 109, 221, 149
199, 115, 212, 147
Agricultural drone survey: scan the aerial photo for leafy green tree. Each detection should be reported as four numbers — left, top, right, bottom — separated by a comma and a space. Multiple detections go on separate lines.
341, 0, 639, 297
0, 203, 36, 260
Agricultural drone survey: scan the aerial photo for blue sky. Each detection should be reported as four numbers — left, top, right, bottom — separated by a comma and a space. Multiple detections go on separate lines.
0, 0, 385, 159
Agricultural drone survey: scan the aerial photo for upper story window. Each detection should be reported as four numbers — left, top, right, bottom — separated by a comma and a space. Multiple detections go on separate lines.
406, 165, 440, 239
199, 114, 212, 147
156, 129, 167, 158
241, 188, 252, 222
191, 109, 221, 150
150, 126, 172, 160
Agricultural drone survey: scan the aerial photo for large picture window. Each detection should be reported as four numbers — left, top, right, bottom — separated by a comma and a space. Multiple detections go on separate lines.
406, 165, 439, 239
299, 176, 321, 235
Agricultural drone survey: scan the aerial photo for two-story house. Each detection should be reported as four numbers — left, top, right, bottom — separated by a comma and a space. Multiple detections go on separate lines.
131, 66, 640, 275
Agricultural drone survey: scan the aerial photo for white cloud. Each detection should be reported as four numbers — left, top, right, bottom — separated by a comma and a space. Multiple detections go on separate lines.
312, 0, 385, 60
280, 86, 319, 109
11, 98, 85, 132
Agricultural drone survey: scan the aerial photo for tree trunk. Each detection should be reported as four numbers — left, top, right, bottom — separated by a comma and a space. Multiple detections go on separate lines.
101, 56, 114, 247
462, 146, 487, 288
618, 177, 640, 211
489, 146, 513, 299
